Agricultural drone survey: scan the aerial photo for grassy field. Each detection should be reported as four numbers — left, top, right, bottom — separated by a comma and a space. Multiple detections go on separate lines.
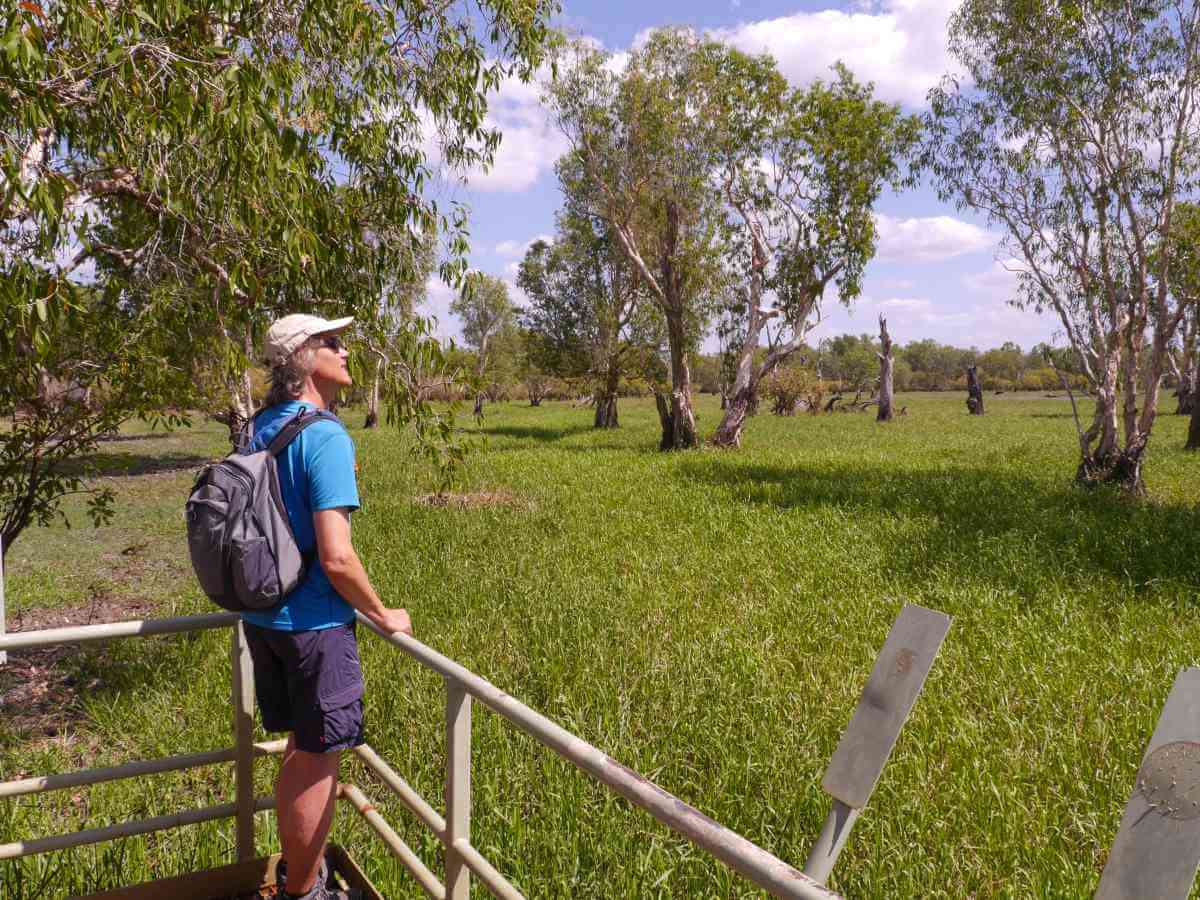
2, 393, 1199, 898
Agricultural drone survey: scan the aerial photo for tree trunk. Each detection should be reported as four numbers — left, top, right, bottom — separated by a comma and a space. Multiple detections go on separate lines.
877, 316, 894, 422
712, 343, 756, 448
966, 366, 985, 415
654, 391, 673, 450
364, 359, 382, 428
594, 366, 620, 428
1076, 360, 1143, 491
712, 386, 753, 448
660, 311, 697, 450
1187, 400, 1200, 450
473, 393, 485, 418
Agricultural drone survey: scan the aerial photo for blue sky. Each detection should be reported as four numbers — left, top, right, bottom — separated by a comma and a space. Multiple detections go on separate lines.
422, 0, 1057, 353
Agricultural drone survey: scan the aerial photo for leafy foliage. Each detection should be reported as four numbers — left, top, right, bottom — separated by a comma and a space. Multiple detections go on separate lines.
0, 0, 557, 549
924, 0, 1200, 489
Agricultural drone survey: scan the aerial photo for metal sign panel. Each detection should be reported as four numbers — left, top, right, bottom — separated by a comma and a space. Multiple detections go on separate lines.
1096, 667, 1200, 900
819, 604, 951, 809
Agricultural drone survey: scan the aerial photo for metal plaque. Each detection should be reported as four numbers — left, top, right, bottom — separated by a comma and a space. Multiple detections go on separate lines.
819, 604, 951, 809
1096, 668, 1200, 900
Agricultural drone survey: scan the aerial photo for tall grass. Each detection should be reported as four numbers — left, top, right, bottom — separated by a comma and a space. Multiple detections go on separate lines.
2, 394, 1198, 898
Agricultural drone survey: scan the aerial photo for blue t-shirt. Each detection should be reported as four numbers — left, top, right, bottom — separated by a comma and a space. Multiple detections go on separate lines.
240, 401, 360, 632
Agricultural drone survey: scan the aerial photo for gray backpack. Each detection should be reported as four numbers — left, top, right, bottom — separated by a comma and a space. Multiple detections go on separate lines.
186, 410, 339, 612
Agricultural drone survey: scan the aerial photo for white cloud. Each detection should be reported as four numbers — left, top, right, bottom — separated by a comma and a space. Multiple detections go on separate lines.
458, 73, 568, 193
420, 275, 462, 342
876, 297, 933, 311
962, 258, 1027, 301
874, 213, 995, 263
495, 233, 553, 257
708, 0, 963, 107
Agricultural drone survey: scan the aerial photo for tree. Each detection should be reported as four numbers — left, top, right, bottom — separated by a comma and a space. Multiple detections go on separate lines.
363, 232, 439, 429
451, 274, 516, 415
0, 0, 555, 555
966, 365, 985, 415
1159, 202, 1200, 447
925, 0, 1200, 492
517, 201, 656, 428
708, 57, 919, 447
877, 316, 895, 421
546, 31, 725, 449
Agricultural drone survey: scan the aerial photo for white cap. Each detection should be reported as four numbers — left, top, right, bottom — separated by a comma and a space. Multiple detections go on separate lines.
264, 313, 354, 364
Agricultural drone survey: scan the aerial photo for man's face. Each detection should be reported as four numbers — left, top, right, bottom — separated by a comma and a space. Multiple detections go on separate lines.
311, 333, 353, 389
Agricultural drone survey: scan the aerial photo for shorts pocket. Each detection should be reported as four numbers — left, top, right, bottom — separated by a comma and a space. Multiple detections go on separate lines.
317, 625, 364, 710
231, 537, 282, 609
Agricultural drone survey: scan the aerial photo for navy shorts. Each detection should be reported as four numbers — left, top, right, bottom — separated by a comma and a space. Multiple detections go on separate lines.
243, 620, 365, 754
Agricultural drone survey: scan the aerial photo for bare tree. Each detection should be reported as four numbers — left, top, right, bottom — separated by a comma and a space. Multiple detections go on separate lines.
966, 365, 985, 415
877, 316, 895, 422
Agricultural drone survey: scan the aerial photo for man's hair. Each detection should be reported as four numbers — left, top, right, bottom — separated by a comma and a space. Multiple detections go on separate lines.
265, 338, 320, 407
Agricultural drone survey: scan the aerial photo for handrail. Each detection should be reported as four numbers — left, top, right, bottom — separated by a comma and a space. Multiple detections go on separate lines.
0, 608, 922, 900
357, 613, 841, 900
0, 612, 239, 652
0, 739, 288, 800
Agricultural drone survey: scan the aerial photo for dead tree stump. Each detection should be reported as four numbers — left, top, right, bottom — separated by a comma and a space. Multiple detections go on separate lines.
877, 315, 894, 422
966, 365, 985, 415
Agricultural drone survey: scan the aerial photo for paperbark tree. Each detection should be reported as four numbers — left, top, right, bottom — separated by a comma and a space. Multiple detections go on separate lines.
707, 56, 919, 447
877, 316, 895, 422
925, 0, 1200, 493
546, 31, 725, 449
451, 274, 516, 417
1, 0, 554, 554
517, 201, 656, 428
1160, 202, 1200, 446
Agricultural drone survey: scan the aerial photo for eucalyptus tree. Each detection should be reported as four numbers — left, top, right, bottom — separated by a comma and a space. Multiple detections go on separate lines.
0, 0, 556, 554
925, 0, 1200, 493
517, 202, 656, 428
546, 30, 725, 449
1161, 203, 1200, 448
706, 54, 919, 447
1166, 204, 1200, 447
363, 231, 438, 428
450, 273, 516, 414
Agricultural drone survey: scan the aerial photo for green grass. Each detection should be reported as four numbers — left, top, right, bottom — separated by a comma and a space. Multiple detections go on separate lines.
2, 394, 1199, 898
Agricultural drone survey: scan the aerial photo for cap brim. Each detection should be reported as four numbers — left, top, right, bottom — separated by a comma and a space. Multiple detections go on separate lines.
314, 316, 354, 336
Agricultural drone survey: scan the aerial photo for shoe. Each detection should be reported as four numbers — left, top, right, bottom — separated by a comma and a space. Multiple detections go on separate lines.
282, 883, 363, 900
276, 856, 328, 891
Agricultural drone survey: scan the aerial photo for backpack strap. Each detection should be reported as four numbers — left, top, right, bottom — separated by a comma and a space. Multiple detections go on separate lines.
264, 408, 343, 456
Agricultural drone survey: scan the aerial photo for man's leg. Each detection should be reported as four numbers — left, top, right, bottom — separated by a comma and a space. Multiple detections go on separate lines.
276, 733, 340, 896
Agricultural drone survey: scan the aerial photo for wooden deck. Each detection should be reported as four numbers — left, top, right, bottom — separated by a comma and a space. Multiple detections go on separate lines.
73, 847, 384, 900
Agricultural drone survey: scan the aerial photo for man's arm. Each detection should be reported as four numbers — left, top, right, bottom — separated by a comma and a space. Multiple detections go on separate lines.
314, 507, 412, 636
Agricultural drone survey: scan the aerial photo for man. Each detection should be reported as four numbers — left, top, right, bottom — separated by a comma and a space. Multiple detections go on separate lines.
242, 313, 412, 900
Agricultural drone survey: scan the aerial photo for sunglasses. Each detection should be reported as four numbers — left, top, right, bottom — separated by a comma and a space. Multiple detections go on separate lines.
316, 335, 345, 352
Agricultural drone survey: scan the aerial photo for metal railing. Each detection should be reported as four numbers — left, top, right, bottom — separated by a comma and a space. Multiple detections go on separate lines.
0, 604, 953, 898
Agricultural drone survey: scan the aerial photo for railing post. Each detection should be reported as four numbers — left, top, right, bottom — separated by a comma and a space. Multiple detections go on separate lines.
804, 604, 951, 884
1096, 667, 1200, 899
232, 619, 256, 861
445, 678, 472, 900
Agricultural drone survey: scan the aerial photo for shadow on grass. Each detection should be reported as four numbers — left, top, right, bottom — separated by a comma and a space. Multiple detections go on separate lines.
95, 431, 175, 443
676, 457, 1200, 596
480, 423, 596, 443
63, 451, 212, 478
0, 632, 195, 748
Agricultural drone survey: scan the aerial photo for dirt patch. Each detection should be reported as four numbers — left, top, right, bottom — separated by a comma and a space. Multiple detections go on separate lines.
1, 594, 160, 742
414, 490, 531, 510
